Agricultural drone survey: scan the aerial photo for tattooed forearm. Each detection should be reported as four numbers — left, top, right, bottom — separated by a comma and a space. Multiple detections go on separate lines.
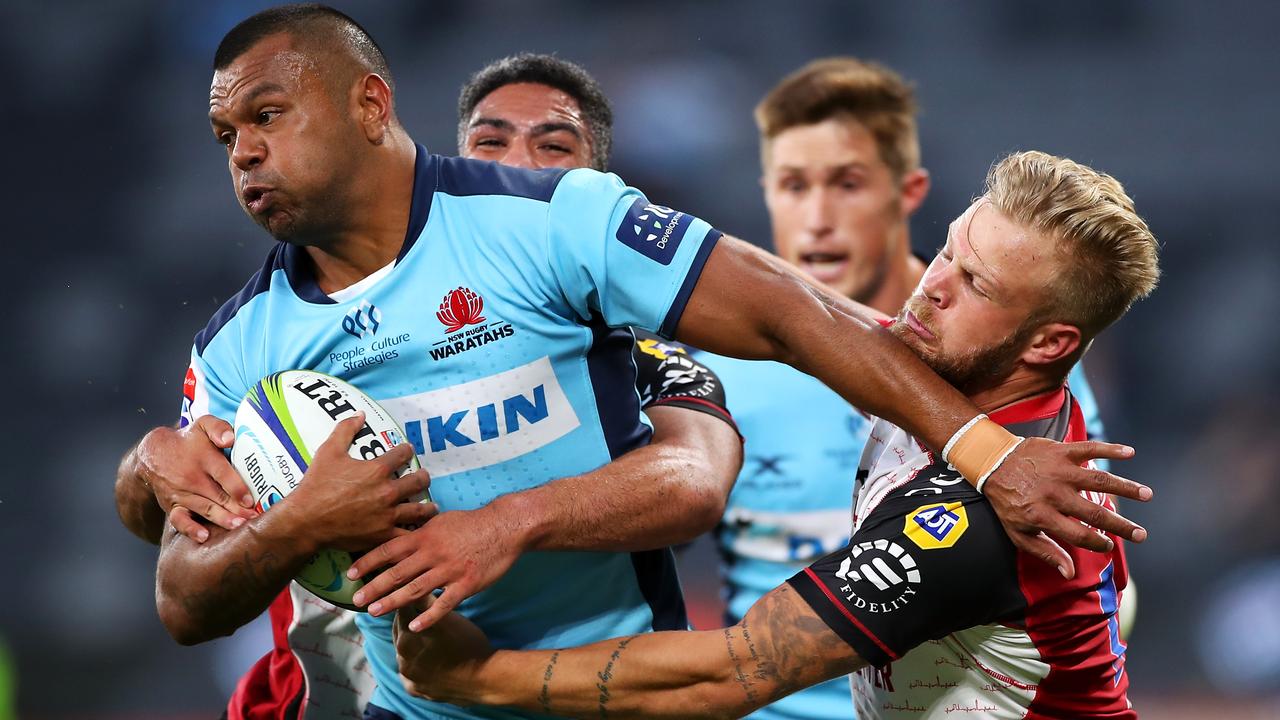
174, 548, 287, 632
539, 650, 561, 715
724, 626, 759, 708
595, 637, 634, 718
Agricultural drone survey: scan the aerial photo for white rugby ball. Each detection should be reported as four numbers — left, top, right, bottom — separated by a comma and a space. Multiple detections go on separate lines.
230, 369, 426, 611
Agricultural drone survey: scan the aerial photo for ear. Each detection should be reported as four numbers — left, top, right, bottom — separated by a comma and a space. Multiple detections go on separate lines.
899, 168, 931, 217
353, 73, 394, 144
1020, 322, 1081, 367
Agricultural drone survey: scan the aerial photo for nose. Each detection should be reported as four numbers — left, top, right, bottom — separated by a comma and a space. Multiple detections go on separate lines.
501, 140, 538, 170
920, 263, 951, 309
803, 187, 834, 237
229, 130, 265, 172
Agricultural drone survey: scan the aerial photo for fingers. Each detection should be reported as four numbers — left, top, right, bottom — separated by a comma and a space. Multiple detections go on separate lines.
407, 586, 464, 632
1063, 439, 1135, 463
317, 413, 368, 457
1068, 467, 1153, 503
391, 469, 432, 503
395, 500, 438, 529
376, 440, 418, 472
195, 415, 236, 449
350, 534, 416, 582
1058, 493, 1147, 544
1008, 529, 1075, 579
207, 457, 258, 512
369, 568, 452, 618
168, 505, 209, 543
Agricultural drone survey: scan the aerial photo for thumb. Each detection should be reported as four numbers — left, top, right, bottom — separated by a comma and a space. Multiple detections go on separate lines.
196, 415, 235, 448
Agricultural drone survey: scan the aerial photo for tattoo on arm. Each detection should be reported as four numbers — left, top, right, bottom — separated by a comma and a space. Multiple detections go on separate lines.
724, 626, 759, 707
594, 636, 633, 719
175, 547, 286, 626
539, 650, 560, 715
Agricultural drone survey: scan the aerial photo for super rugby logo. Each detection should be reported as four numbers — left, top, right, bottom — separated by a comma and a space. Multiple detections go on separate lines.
342, 299, 382, 339
615, 198, 694, 265
832, 539, 921, 614
430, 287, 516, 361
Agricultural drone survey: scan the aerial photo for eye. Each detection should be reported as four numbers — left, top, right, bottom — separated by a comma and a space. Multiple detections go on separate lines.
215, 130, 236, 149
474, 137, 505, 148
540, 143, 571, 154
780, 178, 806, 193
935, 245, 951, 261
256, 109, 281, 125
836, 177, 862, 191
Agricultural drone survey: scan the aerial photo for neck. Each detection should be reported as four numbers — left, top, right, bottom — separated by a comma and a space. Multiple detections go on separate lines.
967, 366, 1065, 415
305, 130, 418, 294
864, 225, 926, 316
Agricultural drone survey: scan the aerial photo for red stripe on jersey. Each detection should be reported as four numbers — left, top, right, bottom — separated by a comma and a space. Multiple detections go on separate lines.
226, 589, 306, 720
1012, 400, 1133, 719
989, 386, 1067, 426
649, 396, 739, 431
802, 567, 899, 662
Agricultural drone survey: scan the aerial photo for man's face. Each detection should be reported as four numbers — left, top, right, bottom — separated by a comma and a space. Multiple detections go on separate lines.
461, 82, 592, 170
209, 34, 361, 243
763, 117, 915, 301
889, 199, 1059, 394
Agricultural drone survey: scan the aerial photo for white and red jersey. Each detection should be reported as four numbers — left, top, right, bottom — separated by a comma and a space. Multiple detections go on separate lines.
225, 588, 372, 720
788, 387, 1132, 719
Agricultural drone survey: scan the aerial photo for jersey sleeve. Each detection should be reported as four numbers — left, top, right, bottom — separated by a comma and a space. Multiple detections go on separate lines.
178, 345, 243, 428
545, 169, 722, 338
630, 329, 736, 430
785, 473, 1026, 668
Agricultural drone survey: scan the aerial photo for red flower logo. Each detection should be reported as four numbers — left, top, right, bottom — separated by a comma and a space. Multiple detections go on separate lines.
436, 287, 486, 333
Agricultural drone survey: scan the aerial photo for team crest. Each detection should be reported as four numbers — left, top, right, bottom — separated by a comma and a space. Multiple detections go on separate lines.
429, 286, 516, 361
903, 502, 969, 550
436, 287, 487, 332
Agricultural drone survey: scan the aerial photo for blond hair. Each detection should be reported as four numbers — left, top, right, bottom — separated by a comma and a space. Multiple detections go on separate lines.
755, 57, 919, 181
985, 151, 1160, 339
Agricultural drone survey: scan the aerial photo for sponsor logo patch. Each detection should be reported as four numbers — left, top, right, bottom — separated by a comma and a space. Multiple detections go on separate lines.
831, 538, 921, 614
903, 502, 969, 550
615, 198, 693, 265
342, 299, 382, 339
378, 356, 580, 477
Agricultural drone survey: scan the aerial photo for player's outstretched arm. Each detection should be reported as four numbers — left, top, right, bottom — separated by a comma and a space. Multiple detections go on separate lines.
348, 403, 742, 629
395, 584, 860, 719
115, 416, 258, 545
155, 415, 433, 645
675, 237, 1152, 577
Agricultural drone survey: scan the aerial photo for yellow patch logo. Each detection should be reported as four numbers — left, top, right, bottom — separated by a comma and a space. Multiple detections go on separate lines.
637, 338, 686, 361
904, 502, 969, 549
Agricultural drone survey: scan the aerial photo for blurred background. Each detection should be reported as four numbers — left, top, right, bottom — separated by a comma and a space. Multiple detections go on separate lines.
2, 0, 1278, 717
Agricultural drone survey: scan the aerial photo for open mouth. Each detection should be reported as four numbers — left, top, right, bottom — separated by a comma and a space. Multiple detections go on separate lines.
799, 252, 849, 281
242, 186, 274, 214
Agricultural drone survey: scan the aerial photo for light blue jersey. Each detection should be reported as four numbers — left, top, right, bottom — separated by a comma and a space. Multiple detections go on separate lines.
182, 147, 721, 719
698, 356, 1105, 720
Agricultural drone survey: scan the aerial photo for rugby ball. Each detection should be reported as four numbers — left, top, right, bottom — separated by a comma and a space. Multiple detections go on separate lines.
230, 370, 427, 611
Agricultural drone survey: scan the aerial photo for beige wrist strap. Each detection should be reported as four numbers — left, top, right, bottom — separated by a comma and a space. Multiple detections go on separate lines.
944, 416, 1023, 492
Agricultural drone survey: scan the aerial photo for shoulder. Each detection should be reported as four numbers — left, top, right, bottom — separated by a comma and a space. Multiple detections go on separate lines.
432, 154, 570, 203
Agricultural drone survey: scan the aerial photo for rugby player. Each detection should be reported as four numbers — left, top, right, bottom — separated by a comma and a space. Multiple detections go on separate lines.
116, 4, 1150, 719
114, 51, 743, 719
703, 57, 1109, 719
394, 150, 1159, 719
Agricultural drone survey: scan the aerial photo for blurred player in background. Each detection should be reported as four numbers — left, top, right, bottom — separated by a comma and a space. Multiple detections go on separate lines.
395, 149, 1160, 720
114, 4, 1150, 719
700, 58, 1112, 719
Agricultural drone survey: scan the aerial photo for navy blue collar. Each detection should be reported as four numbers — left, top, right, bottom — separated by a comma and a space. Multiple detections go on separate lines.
282, 143, 436, 304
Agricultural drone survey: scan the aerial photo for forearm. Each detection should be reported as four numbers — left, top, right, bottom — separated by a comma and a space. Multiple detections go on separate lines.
494, 408, 741, 552
430, 586, 854, 719
115, 443, 165, 545
155, 503, 315, 644
678, 239, 974, 451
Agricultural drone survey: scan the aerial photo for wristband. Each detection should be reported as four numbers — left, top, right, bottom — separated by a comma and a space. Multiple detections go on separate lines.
974, 436, 1025, 494
943, 416, 1022, 490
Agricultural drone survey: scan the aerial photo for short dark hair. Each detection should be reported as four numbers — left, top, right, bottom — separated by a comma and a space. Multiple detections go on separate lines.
214, 3, 393, 90
457, 54, 613, 171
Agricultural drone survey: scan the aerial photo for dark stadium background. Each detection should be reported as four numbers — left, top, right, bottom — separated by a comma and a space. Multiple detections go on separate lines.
3, 1, 1278, 717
